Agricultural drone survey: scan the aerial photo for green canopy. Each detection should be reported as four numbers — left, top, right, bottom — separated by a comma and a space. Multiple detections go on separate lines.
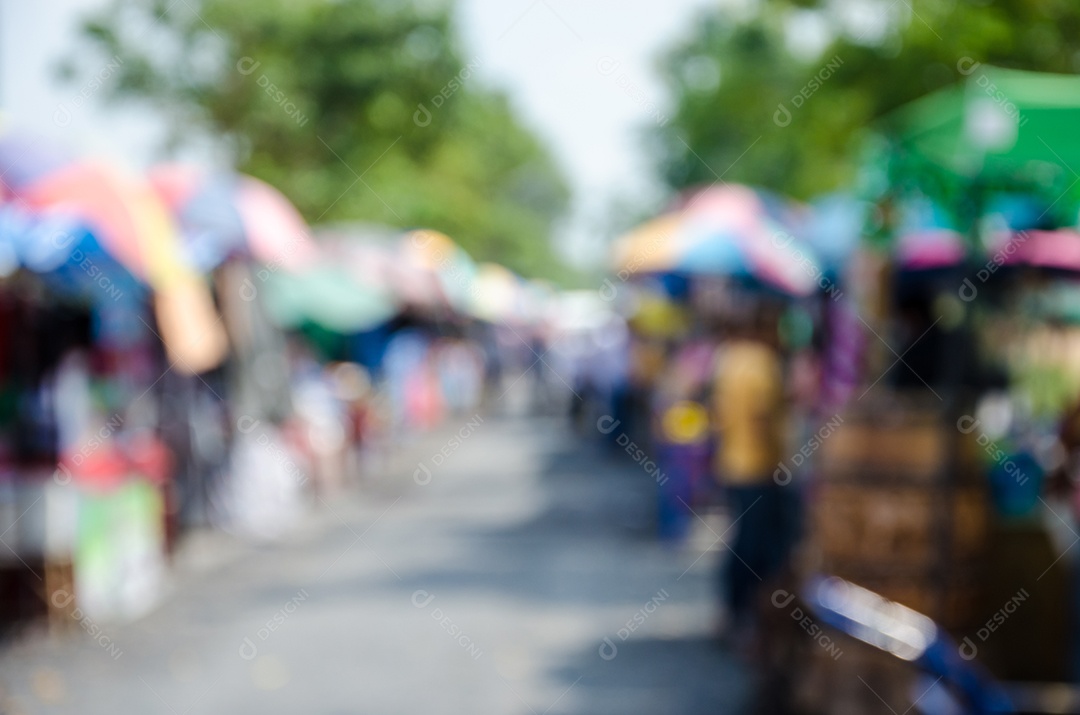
263, 265, 398, 333
868, 67, 1080, 248
887, 66, 1080, 183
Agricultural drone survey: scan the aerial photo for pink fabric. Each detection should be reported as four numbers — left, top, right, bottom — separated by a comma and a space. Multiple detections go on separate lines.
1000, 229, 1080, 271
896, 229, 967, 269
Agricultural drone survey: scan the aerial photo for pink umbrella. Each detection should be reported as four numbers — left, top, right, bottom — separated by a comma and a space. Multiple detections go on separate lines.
669, 184, 823, 295
148, 164, 317, 271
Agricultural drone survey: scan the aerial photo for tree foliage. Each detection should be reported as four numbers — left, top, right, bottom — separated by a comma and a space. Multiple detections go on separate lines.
73, 0, 570, 279
658, 0, 1080, 200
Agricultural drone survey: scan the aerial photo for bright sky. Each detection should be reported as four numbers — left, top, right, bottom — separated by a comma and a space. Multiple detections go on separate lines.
1, 0, 715, 268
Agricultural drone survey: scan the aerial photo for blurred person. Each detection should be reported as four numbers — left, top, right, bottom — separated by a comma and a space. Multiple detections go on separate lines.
409, 347, 446, 430
593, 316, 631, 434
328, 361, 374, 479
382, 328, 431, 434
710, 311, 788, 647
651, 337, 716, 542
626, 336, 666, 445
435, 338, 484, 415
288, 341, 348, 493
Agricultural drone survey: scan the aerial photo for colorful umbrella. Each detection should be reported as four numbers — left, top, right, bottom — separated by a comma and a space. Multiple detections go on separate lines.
319, 225, 447, 310
0, 206, 150, 358
611, 213, 684, 275
18, 161, 228, 373
148, 164, 316, 272
20, 162, 182, 285
614, 185, 823, 295
402, 229, 478, 312
468, 263, 525, 323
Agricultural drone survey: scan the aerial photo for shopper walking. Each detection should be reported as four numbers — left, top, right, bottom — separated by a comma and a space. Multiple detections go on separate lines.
711, 314, 787, 645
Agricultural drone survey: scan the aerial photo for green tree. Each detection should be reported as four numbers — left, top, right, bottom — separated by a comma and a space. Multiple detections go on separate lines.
658, 0, 1080, 200
71, 0, 569, 279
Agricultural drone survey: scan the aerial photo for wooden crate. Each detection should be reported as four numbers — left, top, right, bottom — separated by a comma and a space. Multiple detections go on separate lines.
793, 637, 919, 715
813, 483, 987, 565
816, 394, 983, 486
808, 479, 987, 628
819, 421, 947, 482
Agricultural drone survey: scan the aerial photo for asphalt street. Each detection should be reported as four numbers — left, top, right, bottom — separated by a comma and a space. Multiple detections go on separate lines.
0, 414, 751, 714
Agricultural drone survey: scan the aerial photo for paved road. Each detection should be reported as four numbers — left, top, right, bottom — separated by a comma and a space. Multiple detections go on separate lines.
0, 415, 751, 714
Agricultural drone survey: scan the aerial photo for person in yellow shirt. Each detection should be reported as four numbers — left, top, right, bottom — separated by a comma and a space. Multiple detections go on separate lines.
711, 314, 788, 641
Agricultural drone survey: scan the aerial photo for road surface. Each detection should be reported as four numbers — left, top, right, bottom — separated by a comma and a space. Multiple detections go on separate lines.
0, 414, 751, 714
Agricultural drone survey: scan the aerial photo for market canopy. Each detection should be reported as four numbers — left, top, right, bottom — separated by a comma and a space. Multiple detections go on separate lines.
16, 161, 228, 374
884, 67, 1080, 200
148, 164, 317, 272
612, 184, 824, 296
317, 224, 450, 311
262, 263, 397, 333
467, 262, 524, 323
401, 229, 478, 312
